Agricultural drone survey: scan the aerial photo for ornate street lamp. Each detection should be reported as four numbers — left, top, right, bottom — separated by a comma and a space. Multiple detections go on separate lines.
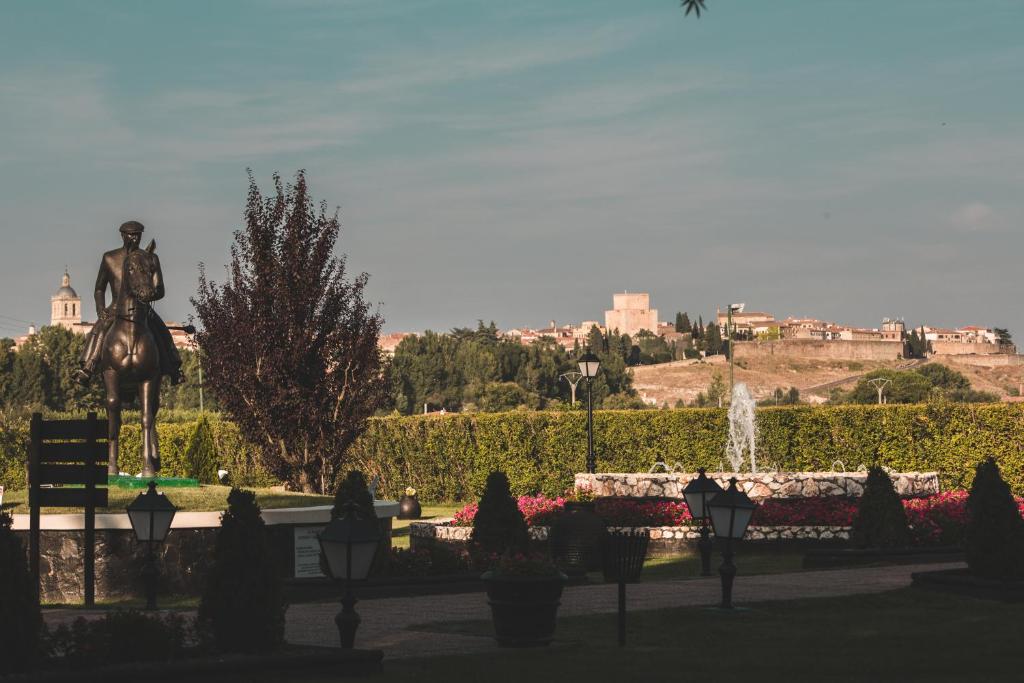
707, 477, 755, 609
682, 468, 723, 576
318, 503, 382, 649
126, 481, 177, 610
578, 350, 601, 474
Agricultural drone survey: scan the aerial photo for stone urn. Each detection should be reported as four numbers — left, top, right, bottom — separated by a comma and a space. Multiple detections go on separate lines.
482, 571, 567, 647
398, 493, 422, 520
549, 500, 606, 577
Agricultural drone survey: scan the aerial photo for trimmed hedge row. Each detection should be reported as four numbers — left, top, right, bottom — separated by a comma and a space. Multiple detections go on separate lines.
0, 416, 277, 491
346, 404, 1024, 500
3, 404, 1023, 499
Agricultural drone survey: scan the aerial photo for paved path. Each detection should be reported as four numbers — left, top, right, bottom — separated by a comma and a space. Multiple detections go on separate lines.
284, 561, 964, 660
42, 562, 963, 660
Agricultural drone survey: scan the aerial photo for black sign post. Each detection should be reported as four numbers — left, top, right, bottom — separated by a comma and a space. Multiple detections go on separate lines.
28, 412, 109, 606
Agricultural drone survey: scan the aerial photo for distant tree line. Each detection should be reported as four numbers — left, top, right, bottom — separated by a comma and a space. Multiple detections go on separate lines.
387, 321, 636, 414
0, 326, 210, 415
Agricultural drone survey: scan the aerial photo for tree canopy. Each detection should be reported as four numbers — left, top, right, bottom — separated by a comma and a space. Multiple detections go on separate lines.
193, 171, 388, 493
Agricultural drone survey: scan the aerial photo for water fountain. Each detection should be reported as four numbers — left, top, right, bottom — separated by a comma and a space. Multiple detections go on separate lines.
725, 383, 757, 473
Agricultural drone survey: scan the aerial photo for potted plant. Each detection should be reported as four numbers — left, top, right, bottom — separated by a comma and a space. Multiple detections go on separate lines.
398, 486, 422, 520
550, 483, 605, 577
482, 552, 567, 647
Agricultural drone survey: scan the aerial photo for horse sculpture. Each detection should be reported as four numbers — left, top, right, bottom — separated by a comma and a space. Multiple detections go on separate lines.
102, 244, 163, 476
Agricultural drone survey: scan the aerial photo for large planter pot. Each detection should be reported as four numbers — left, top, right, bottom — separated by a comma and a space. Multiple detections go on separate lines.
482, 572, 567, 647
549, 501, 606, 577
398, 495, 422, 520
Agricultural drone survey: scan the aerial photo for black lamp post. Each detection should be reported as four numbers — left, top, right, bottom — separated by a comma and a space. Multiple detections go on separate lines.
602, 529, 650, 647
682, 468, 723, 576
318, 503, 382, 649
126, 481, 177, 610
578, 350, 601, 474
706, 477, 755, 609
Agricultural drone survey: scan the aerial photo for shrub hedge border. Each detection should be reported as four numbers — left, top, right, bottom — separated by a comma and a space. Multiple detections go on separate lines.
2, 404, 1022, 499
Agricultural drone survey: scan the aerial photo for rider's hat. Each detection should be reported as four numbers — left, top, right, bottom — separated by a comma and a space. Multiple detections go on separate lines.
119, 220, 145, 235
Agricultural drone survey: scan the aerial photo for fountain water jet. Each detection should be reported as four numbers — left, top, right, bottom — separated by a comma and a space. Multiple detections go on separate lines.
726, 383, 757, 472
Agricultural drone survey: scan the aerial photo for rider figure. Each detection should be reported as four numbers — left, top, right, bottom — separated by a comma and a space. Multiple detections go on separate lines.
75, 221, 184, 386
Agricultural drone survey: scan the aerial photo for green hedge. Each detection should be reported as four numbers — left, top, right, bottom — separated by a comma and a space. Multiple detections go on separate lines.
3, 404, 1023, 499
0, 415, 277, 491
347, 404, 1024, 500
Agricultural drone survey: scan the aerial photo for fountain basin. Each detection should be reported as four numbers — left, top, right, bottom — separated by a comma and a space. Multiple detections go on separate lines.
575, 472, 940, 503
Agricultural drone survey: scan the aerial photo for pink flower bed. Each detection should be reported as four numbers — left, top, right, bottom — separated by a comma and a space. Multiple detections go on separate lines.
450, 491, 1024, 547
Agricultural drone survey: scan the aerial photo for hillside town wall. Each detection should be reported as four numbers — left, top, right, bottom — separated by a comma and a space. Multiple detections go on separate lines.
733, 339, 905, 362
944, 353, 1023, 368
931, 341, 1002, 356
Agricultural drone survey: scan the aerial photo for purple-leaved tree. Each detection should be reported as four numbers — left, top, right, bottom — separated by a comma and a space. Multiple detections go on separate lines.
193, 171, 388, 493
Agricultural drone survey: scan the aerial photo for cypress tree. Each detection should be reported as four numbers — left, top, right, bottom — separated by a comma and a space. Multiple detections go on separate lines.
0, 511, 42, 673
198, 489, 285, 653
850, 466, 910, 548
965, 457, 1024, 579
184, 413, 218, 483
471, 471, 529, 555
332, 469, 376, 519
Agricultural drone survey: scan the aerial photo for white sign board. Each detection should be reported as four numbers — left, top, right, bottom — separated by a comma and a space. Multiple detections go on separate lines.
293, 525, 326, 579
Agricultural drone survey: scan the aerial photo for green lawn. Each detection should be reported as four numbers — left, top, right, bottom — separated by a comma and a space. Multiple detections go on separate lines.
212, 588, 1022, 683
2, 485, 331, 513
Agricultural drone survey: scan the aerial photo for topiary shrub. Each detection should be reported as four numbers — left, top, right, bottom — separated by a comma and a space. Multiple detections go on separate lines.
471, 471, 529, 555
184, 413, 218, 483
965, 457, 1024, 579
850, 466, 910, 548
198, 488, 284, 653
332, 469, 376, 519
0, 511, 42, 673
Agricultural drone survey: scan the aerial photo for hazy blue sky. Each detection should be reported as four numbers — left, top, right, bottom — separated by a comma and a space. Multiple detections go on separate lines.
1, 0, 1022, 336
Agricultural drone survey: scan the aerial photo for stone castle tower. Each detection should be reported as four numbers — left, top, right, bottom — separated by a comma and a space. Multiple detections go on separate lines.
50, 269, 82, 330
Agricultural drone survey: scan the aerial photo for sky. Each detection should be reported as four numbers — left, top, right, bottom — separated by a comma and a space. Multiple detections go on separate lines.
1, 0, 1022, 337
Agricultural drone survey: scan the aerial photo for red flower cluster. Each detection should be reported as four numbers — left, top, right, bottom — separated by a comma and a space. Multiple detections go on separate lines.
753, 497, 858, 526
596, 499, 692, 527
451, 494, 566, 527
449, 491, 1024, 548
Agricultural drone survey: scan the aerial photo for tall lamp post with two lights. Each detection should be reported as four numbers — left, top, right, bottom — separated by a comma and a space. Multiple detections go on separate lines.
707, 477, 756, 609
318, 502, 382, 649
577, 350, 601, 474
126, 481, 177, 611
682, 469, 723, 576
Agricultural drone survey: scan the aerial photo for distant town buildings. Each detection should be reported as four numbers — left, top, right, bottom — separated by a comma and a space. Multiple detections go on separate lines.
12, 270, 194, 351
605, 292, 659, 338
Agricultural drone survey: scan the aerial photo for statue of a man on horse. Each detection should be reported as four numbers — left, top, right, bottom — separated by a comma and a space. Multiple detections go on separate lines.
75, 221, 185, 477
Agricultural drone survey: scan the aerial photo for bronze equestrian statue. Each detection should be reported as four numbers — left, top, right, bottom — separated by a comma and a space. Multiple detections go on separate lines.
76, 221, 184, 477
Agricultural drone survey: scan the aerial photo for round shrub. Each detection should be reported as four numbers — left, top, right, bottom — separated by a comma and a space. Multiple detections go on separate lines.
965, 457, 1024, 579
850, 466, 910, 549
471, 471, 529, 555
198, 488, 285, 653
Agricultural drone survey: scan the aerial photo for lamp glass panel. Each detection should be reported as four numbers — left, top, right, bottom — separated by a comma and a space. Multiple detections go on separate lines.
578, 360, 600, 378
683, 491, 707, 520
708, 504, 735, 539
321, 539, 379, 580
151, 509, 176, 542
127, 509, 152, 541
731, 506, 754, 540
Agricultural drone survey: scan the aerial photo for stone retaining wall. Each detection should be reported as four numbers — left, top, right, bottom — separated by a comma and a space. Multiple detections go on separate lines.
575, 471, 940, 503
410, 518, 849, 556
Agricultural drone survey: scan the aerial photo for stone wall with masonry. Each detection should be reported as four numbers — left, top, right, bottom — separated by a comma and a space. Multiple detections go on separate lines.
574, 472, 940, 503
